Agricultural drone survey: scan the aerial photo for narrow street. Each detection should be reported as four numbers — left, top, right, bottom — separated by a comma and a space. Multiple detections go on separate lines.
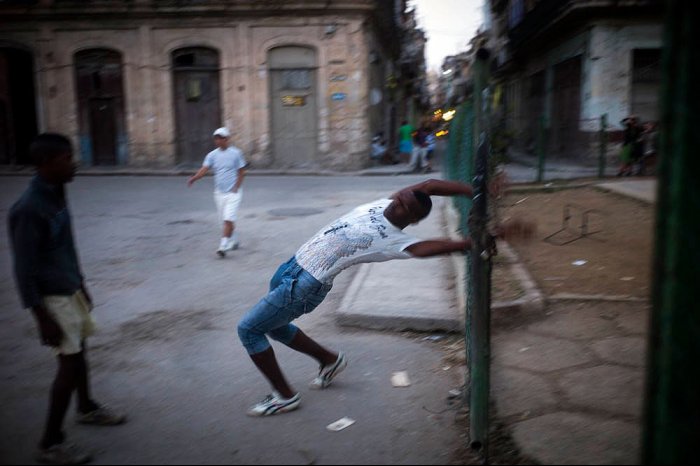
0, 175, 465, 465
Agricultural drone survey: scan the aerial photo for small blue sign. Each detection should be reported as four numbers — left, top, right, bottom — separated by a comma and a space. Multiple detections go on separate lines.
331, 92, 347, 101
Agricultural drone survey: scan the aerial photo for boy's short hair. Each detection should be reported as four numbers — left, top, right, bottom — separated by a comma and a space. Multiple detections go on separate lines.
29, 133, 72, 166
412, 190, 433, 219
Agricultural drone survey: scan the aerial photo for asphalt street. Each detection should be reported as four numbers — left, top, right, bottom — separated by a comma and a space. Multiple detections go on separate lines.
0, 175, 464, 465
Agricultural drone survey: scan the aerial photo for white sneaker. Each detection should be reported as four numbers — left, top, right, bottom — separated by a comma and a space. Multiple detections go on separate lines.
310, 352, 347, 390
36, 442, 92, 465
247, 392, 300, 417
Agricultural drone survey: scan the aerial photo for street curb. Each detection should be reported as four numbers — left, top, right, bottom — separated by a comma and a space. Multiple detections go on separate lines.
335, 263, 463, 333
549, 293, 648, 303
505, 182, 595, 194
594, 183, 656, 205
0, 167, 417, 178
443, 202, 546, 329
494, 240, 546, 327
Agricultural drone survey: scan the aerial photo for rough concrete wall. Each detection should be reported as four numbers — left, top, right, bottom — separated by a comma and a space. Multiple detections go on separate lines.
0, 14, 375, 170
587, 22, 663, 131
243, 15, 370, 171
151, 25, 239, 167
508, 19, 662, 159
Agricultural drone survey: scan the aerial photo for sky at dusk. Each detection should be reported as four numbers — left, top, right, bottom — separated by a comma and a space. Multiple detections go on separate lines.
409, 0, 485, 71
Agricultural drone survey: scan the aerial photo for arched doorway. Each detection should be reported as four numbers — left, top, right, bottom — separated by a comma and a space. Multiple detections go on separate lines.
0, 47, 38, 165
74, 49, 127, 166
268, 46, 318, 168
172, 47, 221, 166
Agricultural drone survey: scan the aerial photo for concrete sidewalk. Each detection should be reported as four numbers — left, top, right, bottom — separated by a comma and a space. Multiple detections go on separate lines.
336, 198, 462, 334
598, 179, 657, 204
491, 179, 656, 465
336, 178, 659, 464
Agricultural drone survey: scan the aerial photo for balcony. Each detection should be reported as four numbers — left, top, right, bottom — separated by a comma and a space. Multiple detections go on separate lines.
508, 0, 664, 50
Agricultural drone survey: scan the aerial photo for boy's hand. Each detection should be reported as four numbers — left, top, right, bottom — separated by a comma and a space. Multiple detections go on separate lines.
81, 283, 93, 306
489, 171, 509, 198
493, 219, 537, 242
32, 306, 63, 347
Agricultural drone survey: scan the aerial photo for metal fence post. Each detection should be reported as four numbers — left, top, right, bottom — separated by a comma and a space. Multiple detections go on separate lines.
643, 0, 700, 463
468, 48, 493, 460
599, 114, 608, 178
536, 115, 546, 183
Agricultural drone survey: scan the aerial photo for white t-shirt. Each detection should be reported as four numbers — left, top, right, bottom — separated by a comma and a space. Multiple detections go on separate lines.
295, 199, 421, 284
203, 146, 247, 193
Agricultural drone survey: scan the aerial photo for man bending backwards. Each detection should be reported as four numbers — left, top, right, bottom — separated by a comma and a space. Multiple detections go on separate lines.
239, 179, 488, 416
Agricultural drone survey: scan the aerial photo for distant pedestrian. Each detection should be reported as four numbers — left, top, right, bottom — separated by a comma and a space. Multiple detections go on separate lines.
370, 132, 389, 164
188, 127, 248, 258
398, 120, 414, 163
617, 116, 642, 177
237, 179, 535, 417
8, 134, 126, 465
410, 124, 432, 173
639, 121, 659, 176
426, 131, 437, 160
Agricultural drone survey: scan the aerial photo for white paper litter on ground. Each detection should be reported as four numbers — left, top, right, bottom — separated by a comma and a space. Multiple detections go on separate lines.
572, 260, 588, 266
326, 417, 356, 432
391, 371, 412, 387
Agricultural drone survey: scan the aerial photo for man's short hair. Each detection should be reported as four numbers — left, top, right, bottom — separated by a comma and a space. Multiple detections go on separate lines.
412, 190, 433, 219
29, 133, 72, 166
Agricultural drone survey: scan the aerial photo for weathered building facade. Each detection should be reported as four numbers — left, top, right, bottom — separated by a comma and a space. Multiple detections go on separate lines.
489, 0, 664, 161
0, 0, 423, 170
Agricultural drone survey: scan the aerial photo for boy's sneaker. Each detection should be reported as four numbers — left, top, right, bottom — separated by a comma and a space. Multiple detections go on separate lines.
36, 442, 92, 465
76, 406, 127, 426
247, 392, 300, 417
310, 352, 347, 390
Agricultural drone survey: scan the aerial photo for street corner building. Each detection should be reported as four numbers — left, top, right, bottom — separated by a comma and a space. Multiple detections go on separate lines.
0, 0, 427, 171
486, 0, 665, 163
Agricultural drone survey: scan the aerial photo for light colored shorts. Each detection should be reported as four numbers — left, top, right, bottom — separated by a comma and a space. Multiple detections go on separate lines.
43, 290, 96, 356
214, 190, 242, 223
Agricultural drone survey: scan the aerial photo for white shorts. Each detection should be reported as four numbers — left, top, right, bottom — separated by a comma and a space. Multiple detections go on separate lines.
214, 190, 243, 223
43, 291, 96, 356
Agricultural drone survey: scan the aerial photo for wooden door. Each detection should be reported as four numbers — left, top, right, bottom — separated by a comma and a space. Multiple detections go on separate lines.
269, 46, 318, 168
89, 98, 118, 165
172, 48, 221, 167
75, 49, 126, 165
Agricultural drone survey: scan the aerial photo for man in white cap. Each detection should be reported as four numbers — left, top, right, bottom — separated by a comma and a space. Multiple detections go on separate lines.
188, 127, 248, 257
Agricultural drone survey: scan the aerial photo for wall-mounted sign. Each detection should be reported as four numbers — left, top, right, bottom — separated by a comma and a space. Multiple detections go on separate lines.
282, 95, 306, 107
330, 74, 348, 82
331, 92, 347, 101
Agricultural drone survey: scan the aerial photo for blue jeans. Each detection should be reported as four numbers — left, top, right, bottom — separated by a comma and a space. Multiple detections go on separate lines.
238, 257, 333, 355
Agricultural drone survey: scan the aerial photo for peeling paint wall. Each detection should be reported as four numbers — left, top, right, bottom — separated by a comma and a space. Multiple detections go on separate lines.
586, 22, 663, 131
0, 12, 389, 170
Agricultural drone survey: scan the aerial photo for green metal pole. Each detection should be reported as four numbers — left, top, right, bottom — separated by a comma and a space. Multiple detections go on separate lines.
599, 114, 608, 178
643, 1, 700, 464
536, 115, 546, 183
468, 48, 493, 460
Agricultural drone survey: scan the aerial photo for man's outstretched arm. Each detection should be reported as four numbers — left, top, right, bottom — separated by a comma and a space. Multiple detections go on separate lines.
406, 238, 472, 258
393, 179, 473, 199
188, 166, 209, 187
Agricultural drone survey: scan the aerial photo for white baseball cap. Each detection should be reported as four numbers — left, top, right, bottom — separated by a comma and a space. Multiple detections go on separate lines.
213, 127, 231, 138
